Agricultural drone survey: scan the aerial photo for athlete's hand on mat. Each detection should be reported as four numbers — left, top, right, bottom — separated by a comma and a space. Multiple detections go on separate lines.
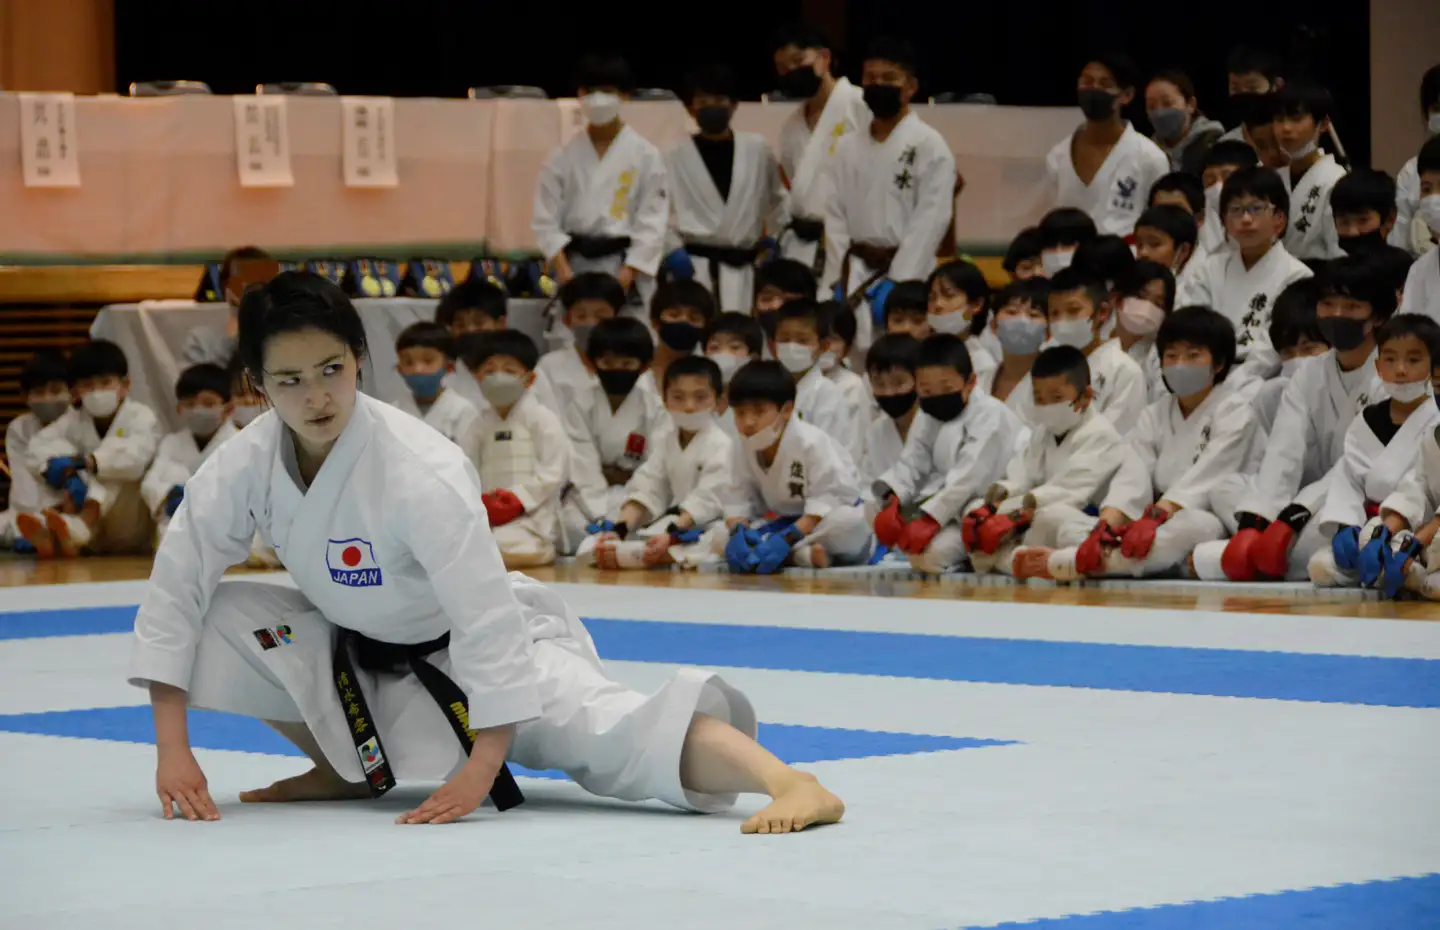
156, 748, 220, 821
397, 765, 494, 825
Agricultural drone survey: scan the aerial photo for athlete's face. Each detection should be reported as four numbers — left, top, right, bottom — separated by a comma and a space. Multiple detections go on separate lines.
257, 328, 360, 457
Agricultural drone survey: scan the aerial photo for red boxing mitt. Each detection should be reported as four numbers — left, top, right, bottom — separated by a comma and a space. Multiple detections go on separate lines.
483, 489, 525, 527
898, 514, 943, 554
1252, 504, 1311, 578
977, 510, 1031, 555
961, 503, 995, 551
1075, 521, 1122, 575
1220, 514, 1269, 581
873, 498, 907, 547
1120, 506, 1170, 560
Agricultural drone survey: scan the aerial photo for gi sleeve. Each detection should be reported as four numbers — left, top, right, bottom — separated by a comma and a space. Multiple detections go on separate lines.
5, 417, 44, 513
623, 149, 670, 277
1239, 371, 1315, 520
1160, 395, 1260, 512
721, 442, 766, 520
888, 136, 956, 282
26, 407, 82, 475
141, 433, 189, 518
1381, 442, 1439, 530
621, 433, 673, 524
878, 415, 936, 504
1103, 404, 1164, 519
801, 434, 861, 519
531, 146, 572, 262
676, 432, 735, 527
1389, 162, 1419, 253
920, 411, 1012, 525
1314, 419, 1373, 533
92, 402, 163, 481
1098, 354, 1149, 436
1019, 419, 1124, 511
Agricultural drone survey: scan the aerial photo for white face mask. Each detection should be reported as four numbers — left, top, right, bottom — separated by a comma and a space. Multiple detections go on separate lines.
1286, 134, 1319, 160
926, 311, 970, 336
707, 352, 747, 384
82, 389, 120, 418
742, 417, 785, 452
180, 406, 224, 437
479, 372, 527, 408
231, 403, 265, 427
1119, 297, 1165, 338
1050, 318, 1095, 349
1040, 249, 1074, 276
580, 91, 621, 126
776, 342, 815, 374
671, 408, 714, 432
1031, 399, 1085, 435
1383, 379, 1432, 403
1417, 195, 1440, 236
995, 316, 1047, 356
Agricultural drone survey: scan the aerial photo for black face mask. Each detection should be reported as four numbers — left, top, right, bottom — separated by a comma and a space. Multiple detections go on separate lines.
919, 392, 967, 423
1339, 229, 1386, 256
1077, 89, 1118, 121
863, 84, 903, 120
1317, 316, 1370, 352
875, 390, 917, 420
597, 368, 642, 397
658, 321, 703, 352
695, 106, 732, 136
778, 67, 822, 100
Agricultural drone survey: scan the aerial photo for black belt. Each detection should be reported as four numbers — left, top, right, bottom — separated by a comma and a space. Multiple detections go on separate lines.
685, 241, 761, 297
333, 628, 525, 810
564, 234, 632, 260
787, 217, 824, 242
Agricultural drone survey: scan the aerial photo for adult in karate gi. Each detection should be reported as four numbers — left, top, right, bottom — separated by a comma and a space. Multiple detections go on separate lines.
1045, 53, 1169, 238
1388, 64, 1440, 256
133, 272, 843, 833
180, 247, 281, 368
532, 55, 669, 310
1399, 136, 1440, 317
1273, 82, 1347, 262
772, 24, 872, 280
142, 364, 239, 547
666, 64, 786, 313
824, 36, 956, 359
1308, 315, 1440, 589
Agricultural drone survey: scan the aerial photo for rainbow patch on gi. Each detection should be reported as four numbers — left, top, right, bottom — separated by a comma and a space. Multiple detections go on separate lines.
358, 736, 385, 773
325, 538, 382, 587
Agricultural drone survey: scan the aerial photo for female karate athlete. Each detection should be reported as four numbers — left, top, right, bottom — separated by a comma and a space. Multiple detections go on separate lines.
130, 271, 844, 833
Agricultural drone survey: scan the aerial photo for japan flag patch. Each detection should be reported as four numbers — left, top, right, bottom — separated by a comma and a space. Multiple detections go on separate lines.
326, 538, 383, 587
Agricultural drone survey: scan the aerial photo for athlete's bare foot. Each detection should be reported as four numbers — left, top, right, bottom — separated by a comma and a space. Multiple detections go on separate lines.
642, 535, 674, 566
594, 540, 620, 570
15, 513, 55, 559
741, 772, 845, 835
42, 509, 82, 558
239, 767, 369, 803
1012, 547, 1053, 579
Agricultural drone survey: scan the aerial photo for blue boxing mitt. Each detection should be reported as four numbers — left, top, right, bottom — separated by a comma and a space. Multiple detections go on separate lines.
867, 278, 895, 327
65, 475, 88, 509
1357, 520, 1391, 588
1380, 530, 1424, 599
753, 524, 805, 575
724, 525, 761, 573
661, 249, 695, 281
1331, 524, 1362, 571
44, 455, 86, 489
165, 484, 185, 517
665, 523, 704, 545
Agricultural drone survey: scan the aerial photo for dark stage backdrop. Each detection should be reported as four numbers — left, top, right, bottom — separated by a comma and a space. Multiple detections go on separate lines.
114, 0, 1372, 166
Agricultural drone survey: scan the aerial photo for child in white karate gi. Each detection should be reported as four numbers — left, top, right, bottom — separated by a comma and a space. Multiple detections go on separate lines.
752, 259, 817, 348
963, 346, 1125, 578
1134, 205, 1199, 287
1048, 308, 1264, 580
1307, 315, 1440, 591
980, 279, 1050, 423
771, 299, 865, 464
1251, 278, 1330, 435
2, 352, 70, 553
1398, 137, 1440, 316
721, 360, 873, 571
862, 334, 922, 485
1389, 67, 1440, 255
19, 339, 162, 557
1045, 268, 1148, 433
1331, 168, 1398, 257
1366, 409, 1440, 600
435, 277, 561, 412
879, 280, 932, 340
535, 272, 627, 415
1036, 208, 1098, 278
703, 312, 766, 443
927, 260, 999, 384
1003, 227, 1045, 281
460, 331, 568, 568
582, 355, 734, 570
1274, 82, 1348, 262
870, 334, 1029, 574
649, 279, 716, 392
1191, 142, 1262, 273
1147, 172, 1205, 252
143, 364, 238, 547
392, 321, 477, 446
817, 300, 870, 412
1113, 259, 1176, 403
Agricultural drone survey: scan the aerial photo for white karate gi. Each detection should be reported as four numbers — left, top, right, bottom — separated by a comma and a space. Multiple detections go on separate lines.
794, 367, 864, 466
877, 393, 1030, 574
862, 413, 907, 487
721, 417, 872, 566
461, 391, 569, 568
531, 125, 670, 305
1251, 376, 1288, 436
1127, 339, 1168, 404
778, 77, 872, 276
1045, 123, 1170, 236
1176, 243, 1313, 392
27, 397, 163, 554
824, 113, 956, 354
1309, 399, 1440, 586
142, 421, 240, 541
987, 407, 1125, 574
1086, 338, 1149, 436
129, 395, 755, 812
666, 132, 786, 312
391, 387, 478, 447
1390, 156, 1439, 256
1400, 250, 1440, 320
977, 367, 1036, 426
966, 336, 999, 387
1, 412, 63, 544
1055, 384, 1263, 576
1281, 154, 1347, 261
1377, 426, 1440, 599
445, 362, 562, 420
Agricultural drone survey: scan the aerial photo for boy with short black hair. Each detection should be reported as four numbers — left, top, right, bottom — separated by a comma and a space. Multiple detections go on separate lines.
862, 333, 922, 483
979, 278, 1051, 423
870, 334, 1028, 574
962, 345, 1124, 577
459, 330, 569, 568
1044, 267, 1148, 431
649, 279, 718, 389
817, 299, 870, 413
1134, 205, 1199, 277
1148, 171, 1205, 216
771, 299, 865, 464
703, 311, 765, 388
392, 321, 477, 445
1003, 227, 1044, 281
20, 339, 162, 557
1274, 81, 1347, 261
537, 271, 632, 416
1391, 66, 1440, 254
1398, 136, 1440, 316
1196, 140, 1263, 263
752, 258, 817, 344
436, 275, 509, 336
142, 363, 238, 546
720, 360, 873, 571
1036, 207, 1098, 277
882, 280, 931, 339
582, 354, 735, 570
1330, 168, 1398, 256
2, 351, 70, 552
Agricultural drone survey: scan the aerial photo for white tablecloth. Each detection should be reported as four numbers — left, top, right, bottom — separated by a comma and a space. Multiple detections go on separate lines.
91, 297, 549, 430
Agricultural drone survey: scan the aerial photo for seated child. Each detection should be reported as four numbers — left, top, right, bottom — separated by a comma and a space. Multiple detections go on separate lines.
1330, 168, 1398, 257
141, 363, 238, 546
536, 271, 628, 415
771, 299, 865, 465
1113, 259, 1176, 402
703, 311, 766, 443
2, 352, 70, 552
1003, 226, 1045, 281
927, 259, 999, 383
1044, 307, 1264, 580
880, 280, 932, 340
225, 360, 283, 569
817, 300, 870, 412
393, 321, 478, 445
720, 360, 873, 571
434, 276, 525, 410
1045, 267, 1148, 433
863, 334, 922, 484
1134, 204, 1200, 280
1274, 81, 1346, 261
581, 355, 735, 570
1070, 234, 1138, 299
962, 346, 1125, 577
978, 278, 1051, 423
1252, 278, 1329, 435
1193, 140, 1263, 270
459, 330, 569, 568
1398, 136, 1440, 316
650, 279, 717, 390
870, 334, 1029, 575
1368, 410, 1440, 600
753, 258, 817, 349
559, 318, 669, 553
1148, 171, 1205, 222
1036, 207, 1098, 277
1308, 315, 1440, 591
19, 339, 162, 558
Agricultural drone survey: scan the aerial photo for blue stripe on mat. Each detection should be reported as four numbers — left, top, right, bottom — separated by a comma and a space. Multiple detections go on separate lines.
0, 706, 1008, 776
966, 872, 1440, 929
6, 605, 1440, 708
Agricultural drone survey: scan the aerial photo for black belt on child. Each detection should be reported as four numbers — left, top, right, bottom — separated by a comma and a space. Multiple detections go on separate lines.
332, 627, 525, 811
564, 234, 632, 260
685, 241, 761, 296
787, 217, 825, 242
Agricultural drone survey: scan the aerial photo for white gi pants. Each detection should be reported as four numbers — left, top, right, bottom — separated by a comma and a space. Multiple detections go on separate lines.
493, 516, 557, 569
908, 525, 968, 575
185, 578, 756, 814
1193, 476, 1331, 581
1052, 503, 1224, 576
988, 504, 1072, 576
559, 485, 629, 557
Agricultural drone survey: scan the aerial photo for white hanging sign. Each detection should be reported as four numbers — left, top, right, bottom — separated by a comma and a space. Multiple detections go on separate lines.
18, 92, 81, 187
341, 96, 398, 188
233, 95, 294, 187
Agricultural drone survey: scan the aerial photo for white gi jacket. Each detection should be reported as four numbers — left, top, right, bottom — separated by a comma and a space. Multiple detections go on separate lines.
990, 405, 1124, 512
1045, 122, 1170, 236
141, 421, 240, 519
778, 77, 871, 273
795, 367, 864, 467
1281, 154, 1347, 262
1316, 399, 1440, 534
391, 387, 478, 447
723, 417, 861, 520
28, 397, 163, 511
462, 391, 569, 544
619, 418, 734, 527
